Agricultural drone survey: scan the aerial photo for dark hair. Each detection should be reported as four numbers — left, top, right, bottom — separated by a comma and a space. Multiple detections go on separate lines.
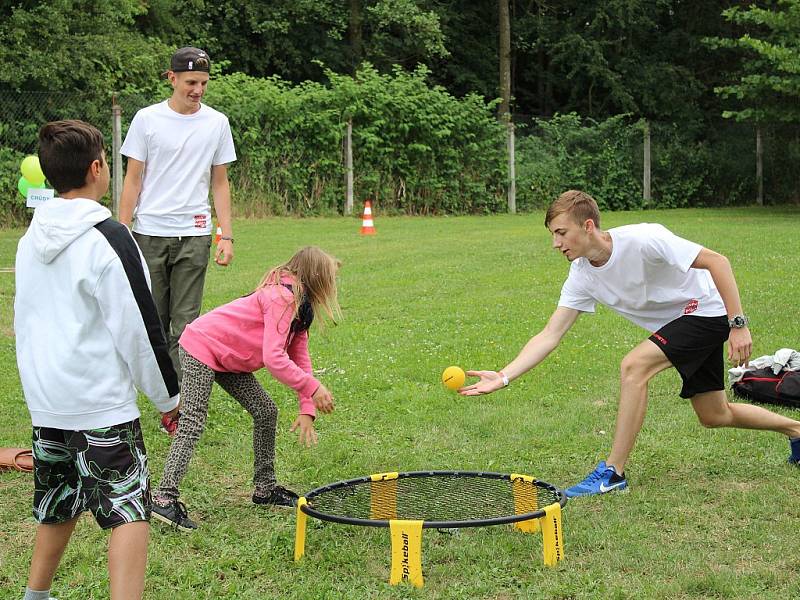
544, 190, 600, 229
38, 120, 105, 194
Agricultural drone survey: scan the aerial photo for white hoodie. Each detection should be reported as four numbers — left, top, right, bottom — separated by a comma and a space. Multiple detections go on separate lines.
15, 198, 179, 429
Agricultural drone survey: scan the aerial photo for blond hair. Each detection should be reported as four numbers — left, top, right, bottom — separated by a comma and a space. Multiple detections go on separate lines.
544, 190, 600, 229
257, 246, 342, 328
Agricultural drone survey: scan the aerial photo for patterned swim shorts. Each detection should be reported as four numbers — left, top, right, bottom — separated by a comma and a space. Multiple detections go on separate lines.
32, 419, 151, 529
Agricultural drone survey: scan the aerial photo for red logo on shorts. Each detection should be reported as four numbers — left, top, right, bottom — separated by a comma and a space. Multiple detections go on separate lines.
683, 299, 699, 314
194, 214, 208, 229
652, 333, 667, 345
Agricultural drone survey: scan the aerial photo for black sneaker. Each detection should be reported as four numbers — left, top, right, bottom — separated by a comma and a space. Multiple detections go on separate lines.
252, 485, 299, 508
151, 499, 197, 531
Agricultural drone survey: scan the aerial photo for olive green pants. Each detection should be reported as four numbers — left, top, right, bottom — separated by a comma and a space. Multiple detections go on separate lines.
133, 233, 212, 378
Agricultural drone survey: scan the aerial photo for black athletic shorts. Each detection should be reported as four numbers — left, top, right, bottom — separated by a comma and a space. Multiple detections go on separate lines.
649, 315, 730, 399
31, 419, 151, 529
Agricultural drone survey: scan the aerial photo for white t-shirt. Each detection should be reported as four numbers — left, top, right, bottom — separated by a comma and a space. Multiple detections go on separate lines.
557, 223, 726, 332
121, 100, 237, 236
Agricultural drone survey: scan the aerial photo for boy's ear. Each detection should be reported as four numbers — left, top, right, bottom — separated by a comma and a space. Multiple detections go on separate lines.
90, 158, 102, 177
84, 158, 102, 186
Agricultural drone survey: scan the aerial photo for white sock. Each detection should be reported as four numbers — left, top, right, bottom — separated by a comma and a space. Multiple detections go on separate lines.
23, 588, 52, 600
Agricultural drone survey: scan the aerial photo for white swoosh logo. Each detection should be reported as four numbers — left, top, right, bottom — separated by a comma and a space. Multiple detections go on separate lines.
599, 481, 625, 493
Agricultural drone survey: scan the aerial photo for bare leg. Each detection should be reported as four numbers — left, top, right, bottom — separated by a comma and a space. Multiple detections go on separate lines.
27, 516, 80, 591
108, 521, 149, 600
691, 390, 800, 437
606, 339, 673, 474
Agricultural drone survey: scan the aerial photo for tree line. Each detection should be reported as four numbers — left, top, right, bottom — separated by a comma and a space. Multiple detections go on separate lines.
1, 0, 798, 221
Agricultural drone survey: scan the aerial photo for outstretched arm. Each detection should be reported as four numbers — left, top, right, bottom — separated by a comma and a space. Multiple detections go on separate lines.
460, 306, 580, 396
692, 248, 751, 366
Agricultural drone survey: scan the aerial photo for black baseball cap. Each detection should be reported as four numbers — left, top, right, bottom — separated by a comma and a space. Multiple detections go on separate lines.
168, 47, 211, 73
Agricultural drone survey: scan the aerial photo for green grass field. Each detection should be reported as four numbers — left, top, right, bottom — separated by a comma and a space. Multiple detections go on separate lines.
1, 208, 799, 599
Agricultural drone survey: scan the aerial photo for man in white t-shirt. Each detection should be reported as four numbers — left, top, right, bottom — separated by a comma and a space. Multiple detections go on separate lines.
120, 47, 237, 377
461, 190, 800, 497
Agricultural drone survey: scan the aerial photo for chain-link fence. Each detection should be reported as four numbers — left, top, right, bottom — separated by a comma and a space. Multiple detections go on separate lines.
2, 89, 799, 227
0, 90, 157, 226
514, 113, 800, 210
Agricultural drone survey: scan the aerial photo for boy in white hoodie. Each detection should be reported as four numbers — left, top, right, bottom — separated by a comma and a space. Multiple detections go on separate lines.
14, 120, 180, 600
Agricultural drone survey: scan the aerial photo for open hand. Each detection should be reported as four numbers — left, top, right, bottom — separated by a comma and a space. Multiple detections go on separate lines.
458, 370, 505, 396
290, 415, 318, 447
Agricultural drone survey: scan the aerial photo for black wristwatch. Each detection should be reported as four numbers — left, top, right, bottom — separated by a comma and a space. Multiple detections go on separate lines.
728, 314, 749, 328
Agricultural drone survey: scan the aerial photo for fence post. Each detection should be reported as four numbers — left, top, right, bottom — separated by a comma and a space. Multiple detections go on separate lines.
345, 118, 354, 215
643, 120, 651, 205
755, 124, 763, 206
112, 94, 122, 219
507, 119, 516, 214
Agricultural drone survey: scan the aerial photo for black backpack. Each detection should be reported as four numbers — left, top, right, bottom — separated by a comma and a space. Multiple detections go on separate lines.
731, 368, 800, 409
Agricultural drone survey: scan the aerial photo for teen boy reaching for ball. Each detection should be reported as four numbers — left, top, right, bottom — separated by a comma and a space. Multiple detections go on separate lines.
462, 190, 800, 497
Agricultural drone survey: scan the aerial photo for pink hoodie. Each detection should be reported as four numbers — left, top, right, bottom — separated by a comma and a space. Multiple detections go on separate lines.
179, 276, 320, 417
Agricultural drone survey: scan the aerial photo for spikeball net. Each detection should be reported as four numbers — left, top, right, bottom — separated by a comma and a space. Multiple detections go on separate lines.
294, 470, 567, 587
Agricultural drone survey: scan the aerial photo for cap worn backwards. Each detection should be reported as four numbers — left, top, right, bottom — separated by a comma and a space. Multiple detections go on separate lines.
169, 47, 210, 73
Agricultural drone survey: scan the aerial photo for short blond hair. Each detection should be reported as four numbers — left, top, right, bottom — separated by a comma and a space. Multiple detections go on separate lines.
544, 190, 600, 228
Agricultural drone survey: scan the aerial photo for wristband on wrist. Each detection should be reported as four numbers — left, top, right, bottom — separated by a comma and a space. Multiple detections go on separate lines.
221, 236, 234, 243
498, 370, 510, 387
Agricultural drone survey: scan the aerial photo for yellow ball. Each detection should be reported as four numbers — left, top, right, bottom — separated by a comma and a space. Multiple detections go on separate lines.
441, 366, 465, 390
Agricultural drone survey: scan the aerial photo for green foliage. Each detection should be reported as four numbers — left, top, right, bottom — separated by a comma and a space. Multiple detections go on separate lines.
514, 113, 790, 209
706, 0, 800, 123
493, 1, 731, 123
164, 0, 447, 80
0, 147, 28, 227
199, 64, 505, 215
516, 113, 641, 210
365, 0, 449, 64
0, 0, 175, 225
0, 0, 172, 96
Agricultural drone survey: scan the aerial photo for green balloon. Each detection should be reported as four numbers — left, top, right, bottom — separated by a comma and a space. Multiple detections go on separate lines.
21, 155, 46, 186
18, 176, 33, 198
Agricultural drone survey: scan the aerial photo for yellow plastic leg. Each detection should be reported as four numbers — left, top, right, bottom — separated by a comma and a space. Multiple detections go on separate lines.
294, 497, 308, 561
370, 472, 399, 520
389, 519, 424, 587
510, 474, 540, 533
540, 503, 564, 566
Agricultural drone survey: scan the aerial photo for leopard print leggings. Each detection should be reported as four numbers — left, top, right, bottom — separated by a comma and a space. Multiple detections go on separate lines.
156, 347, 279, 501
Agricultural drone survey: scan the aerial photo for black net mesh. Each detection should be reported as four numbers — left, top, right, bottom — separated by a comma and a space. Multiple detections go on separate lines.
305, 472, 561, 526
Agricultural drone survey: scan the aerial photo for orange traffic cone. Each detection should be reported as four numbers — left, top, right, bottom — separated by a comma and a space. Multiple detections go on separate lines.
360, 200, 376, 235
214, 225, 222, 244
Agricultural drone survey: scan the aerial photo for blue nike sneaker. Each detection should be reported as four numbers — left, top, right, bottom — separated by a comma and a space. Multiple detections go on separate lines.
789, 437, 800, 465
565, 461, 627, 498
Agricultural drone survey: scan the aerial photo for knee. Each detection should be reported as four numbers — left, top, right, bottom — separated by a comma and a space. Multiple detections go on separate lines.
620, 355, 648, 388
251, 401, 278, 423
696, 406, 730, 428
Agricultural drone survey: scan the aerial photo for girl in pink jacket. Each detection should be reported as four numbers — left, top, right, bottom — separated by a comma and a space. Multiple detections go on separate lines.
152, 246, 340, 530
